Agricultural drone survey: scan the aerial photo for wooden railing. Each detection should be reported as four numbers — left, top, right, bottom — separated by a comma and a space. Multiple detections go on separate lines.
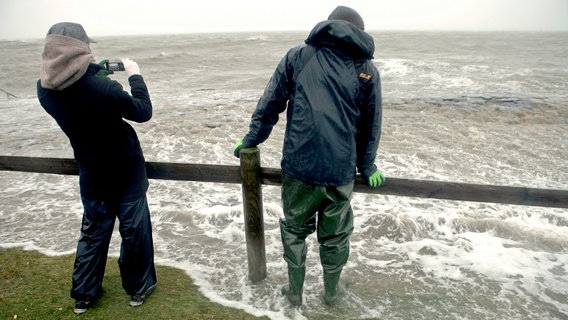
1, 152, 567, 281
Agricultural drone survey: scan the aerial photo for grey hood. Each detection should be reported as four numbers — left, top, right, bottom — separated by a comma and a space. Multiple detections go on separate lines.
40, 34, 94, 90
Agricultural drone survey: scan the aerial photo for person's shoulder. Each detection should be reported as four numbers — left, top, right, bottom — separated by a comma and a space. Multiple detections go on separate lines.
77, 71, 124, 99
286, 43, 309, 56
357, 59, 379, 73
286, 44, 318, 65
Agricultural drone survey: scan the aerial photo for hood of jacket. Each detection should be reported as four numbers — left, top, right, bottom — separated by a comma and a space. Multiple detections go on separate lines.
40, 34, 94, 90
305, 20, 375, 60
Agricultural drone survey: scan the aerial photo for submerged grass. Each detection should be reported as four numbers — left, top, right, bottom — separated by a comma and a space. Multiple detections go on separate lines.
0, 248, 269, 319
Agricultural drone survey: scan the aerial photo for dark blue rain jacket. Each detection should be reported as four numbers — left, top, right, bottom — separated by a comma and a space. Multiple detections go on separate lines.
242, 20, 382, 187
37, 64, 152, 201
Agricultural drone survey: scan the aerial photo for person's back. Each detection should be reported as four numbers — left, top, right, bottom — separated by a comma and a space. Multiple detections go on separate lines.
38, 60, 151, 201
278, 18, 381, 187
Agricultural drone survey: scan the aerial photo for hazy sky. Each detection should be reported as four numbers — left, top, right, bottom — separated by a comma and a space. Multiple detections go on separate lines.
1, 0, 567, 40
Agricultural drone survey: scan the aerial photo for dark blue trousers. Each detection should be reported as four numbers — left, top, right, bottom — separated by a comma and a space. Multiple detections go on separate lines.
70, 195, 157, 300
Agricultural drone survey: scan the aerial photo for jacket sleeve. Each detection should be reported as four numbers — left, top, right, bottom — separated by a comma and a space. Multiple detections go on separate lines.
242, 48, 296, 148
356, 64, 382, 178
108, 74, 153, 123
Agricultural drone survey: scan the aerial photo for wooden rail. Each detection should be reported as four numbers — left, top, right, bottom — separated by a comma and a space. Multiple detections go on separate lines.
1, 154, 566, 208
1, 153, 567, 282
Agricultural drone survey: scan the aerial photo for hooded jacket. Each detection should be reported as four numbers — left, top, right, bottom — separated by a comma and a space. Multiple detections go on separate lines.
242, 20, 382, 187
37, 35, 153, 201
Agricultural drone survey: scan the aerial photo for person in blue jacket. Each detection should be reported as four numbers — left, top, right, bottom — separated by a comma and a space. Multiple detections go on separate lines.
233, 6, 385, 307
37, 22, 157, 314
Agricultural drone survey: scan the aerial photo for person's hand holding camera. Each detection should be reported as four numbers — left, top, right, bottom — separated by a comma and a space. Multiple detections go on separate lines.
122, 58, 141, 77
96, 59, 114, 77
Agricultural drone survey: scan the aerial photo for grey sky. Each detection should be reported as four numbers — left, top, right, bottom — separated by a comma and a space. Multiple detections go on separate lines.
1, 0, 567, 40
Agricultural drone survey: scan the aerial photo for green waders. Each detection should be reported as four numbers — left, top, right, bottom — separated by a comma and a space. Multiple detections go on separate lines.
280, 173, 354, 306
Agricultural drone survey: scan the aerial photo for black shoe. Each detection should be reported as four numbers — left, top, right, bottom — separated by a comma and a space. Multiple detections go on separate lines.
130, 283, 157, 307
281, 285, 302, 307
74, 299, 93, 315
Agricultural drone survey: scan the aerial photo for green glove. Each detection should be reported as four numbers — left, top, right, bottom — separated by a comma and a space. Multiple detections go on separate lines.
233, 139, 243, 158
96, 59, 114, 77
368, 170, 385, 188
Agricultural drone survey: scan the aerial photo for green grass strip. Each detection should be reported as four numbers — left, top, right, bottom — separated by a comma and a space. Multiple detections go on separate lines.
0, 248, 269, 319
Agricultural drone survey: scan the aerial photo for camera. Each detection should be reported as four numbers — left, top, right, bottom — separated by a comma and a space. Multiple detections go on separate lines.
103, 61, 125, 71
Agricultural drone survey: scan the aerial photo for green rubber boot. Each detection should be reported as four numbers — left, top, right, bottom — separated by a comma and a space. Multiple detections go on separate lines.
323, 272, 346, 306
280, 264, 305, 306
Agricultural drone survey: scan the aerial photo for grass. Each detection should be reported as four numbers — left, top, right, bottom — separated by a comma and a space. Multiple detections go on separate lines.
0, 248, 269, 320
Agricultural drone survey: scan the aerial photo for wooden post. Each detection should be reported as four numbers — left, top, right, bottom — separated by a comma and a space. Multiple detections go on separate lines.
239, 148, 267, 282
